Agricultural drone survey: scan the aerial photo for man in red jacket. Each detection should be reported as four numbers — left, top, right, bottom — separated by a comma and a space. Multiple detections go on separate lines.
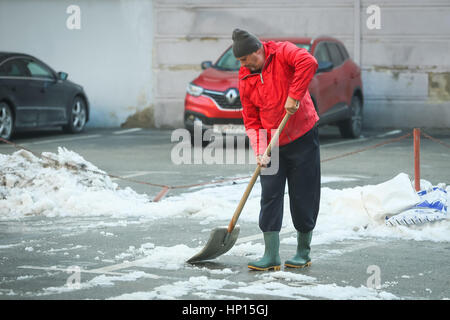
232, 28, 321, 271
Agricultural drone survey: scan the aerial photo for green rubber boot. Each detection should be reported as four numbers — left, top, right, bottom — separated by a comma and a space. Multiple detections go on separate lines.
284, 231, 313, 268
248, 232, 281, 271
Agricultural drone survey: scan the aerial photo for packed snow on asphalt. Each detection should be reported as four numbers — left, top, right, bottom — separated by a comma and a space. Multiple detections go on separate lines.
0, 148, 449, 299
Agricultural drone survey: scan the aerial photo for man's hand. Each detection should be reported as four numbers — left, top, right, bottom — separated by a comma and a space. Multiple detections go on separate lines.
284, 96, 299, 115
257, 154, 271, 168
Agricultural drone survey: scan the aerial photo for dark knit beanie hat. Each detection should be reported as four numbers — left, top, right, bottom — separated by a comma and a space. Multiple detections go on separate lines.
232, 28, 262, 58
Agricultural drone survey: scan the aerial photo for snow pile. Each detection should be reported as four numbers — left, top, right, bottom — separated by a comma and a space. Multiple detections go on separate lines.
310, 173, 450, 243
1, 148, 449, 243
385, 187, 448, 226
318, 173, 421, 230
0, 148, 156, 218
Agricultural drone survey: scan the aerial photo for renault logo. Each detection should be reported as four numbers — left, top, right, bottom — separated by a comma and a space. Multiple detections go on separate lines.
225, 88, 239, 104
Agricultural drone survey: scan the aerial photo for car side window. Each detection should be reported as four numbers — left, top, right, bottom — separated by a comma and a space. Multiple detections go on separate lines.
313, 42, 331, 63
327, 42, 344, 67
22, 59, 54, 79
0, 59, 28, 77
337, 43, 349, 60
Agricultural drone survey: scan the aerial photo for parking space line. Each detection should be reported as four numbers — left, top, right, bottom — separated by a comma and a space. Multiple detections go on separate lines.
88, 259, 150, 273
111, 171, 154, 181
113, 128, 143, 135
22, 134, 102, 146
376, 130, 402, 138
111, 171, 182, 182
18, 265, 125, 276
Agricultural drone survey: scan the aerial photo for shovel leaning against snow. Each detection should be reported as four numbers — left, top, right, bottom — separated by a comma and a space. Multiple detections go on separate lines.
187, 112, 291, 264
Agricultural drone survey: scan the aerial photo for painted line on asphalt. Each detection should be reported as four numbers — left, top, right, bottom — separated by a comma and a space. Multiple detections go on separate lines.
22, 134, 102, 146
88, 259, 150, 273
18, 263, 179, 280
113, 128, 143, 135
111, 171, 182, 181
17, 265, 126, 276
376, 130, 402, 138
111, 171, 154, 181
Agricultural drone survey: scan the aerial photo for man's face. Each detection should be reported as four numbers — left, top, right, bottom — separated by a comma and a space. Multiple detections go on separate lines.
237, 47, 265, 72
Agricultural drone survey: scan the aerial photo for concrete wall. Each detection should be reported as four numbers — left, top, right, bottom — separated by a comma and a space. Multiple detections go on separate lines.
153, 0, 450, 129
2, 0, 449, 129
0, 0, 154, 127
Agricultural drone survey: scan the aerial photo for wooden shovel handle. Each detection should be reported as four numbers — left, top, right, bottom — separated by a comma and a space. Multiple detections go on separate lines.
227, 112, 291, 233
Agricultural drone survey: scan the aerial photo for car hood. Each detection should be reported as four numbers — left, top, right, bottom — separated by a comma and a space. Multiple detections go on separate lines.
193, 67, 239, 92
65, 79, 83, 90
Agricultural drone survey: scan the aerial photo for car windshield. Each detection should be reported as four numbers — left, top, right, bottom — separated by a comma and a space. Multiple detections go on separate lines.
214, 48, 241, 71
214, 43, 311, 71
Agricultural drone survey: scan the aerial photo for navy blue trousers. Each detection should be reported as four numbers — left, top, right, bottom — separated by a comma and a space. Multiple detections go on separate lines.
259, 126, 321, 233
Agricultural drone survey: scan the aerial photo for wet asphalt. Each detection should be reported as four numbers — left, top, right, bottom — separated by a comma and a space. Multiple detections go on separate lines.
0, 125, 449, 300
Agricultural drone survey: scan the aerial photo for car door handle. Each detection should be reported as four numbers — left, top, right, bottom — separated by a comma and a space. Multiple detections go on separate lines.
10, 86, 16, 92
40, 88, 46, 93
334, 79, 338, 85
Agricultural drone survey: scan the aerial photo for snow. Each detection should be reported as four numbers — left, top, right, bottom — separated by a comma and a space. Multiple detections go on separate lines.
1, 147, 449, 245
1, 148, 449, 299
39, 271, 158, 296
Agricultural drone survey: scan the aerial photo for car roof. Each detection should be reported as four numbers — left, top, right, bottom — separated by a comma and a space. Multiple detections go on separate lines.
260, 37, 313, 44
313, 35, 344, 44
0, 52, 34, 61
259, 35, 343, 46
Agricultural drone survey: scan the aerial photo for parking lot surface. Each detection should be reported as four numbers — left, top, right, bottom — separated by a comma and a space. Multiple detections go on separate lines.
0, 126, 449, 300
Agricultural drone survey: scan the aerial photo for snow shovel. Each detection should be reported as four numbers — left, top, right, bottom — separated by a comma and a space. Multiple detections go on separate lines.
187, 112, 292, 263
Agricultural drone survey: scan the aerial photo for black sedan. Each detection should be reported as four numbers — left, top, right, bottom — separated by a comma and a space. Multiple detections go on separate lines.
0, 52, 89, 140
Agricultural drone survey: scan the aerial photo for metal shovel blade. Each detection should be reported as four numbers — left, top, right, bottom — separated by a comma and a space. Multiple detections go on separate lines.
187, 226, 240, 264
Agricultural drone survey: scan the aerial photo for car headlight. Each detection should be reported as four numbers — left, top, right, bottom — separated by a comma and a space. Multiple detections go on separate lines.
186, 83, 204, 97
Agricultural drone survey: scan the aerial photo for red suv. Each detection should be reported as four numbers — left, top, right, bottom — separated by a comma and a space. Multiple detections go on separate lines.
184, 36, 363, 143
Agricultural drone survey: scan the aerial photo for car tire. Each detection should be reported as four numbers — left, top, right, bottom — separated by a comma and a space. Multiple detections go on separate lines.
338, 95, 363, 139
0, 102, 14, 141
63, 96, 87, 134
190, 130, 211, 148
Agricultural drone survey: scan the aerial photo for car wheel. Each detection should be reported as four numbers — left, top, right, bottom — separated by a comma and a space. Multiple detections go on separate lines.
190, 130, 211, 147
0, 102, 14, 141
63, 97, 87, 133
338, 95, 363, 138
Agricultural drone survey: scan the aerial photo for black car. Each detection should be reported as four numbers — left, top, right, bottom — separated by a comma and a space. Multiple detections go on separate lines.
0, 52, 89, 140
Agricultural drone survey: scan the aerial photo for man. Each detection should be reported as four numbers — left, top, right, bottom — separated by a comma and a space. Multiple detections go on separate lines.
232, 28, 321, 271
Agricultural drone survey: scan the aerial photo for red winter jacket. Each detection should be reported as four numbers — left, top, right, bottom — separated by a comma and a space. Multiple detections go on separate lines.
238, 41, 319, 156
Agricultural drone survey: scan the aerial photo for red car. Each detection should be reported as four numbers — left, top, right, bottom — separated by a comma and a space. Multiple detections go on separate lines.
184, 36, 363, 144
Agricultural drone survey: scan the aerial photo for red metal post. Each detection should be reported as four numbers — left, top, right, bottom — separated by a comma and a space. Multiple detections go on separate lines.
153, 186, 170, 202
413, 128, 420, 191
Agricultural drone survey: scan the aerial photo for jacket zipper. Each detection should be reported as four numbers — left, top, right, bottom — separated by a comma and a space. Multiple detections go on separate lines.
239, 53, 273, 83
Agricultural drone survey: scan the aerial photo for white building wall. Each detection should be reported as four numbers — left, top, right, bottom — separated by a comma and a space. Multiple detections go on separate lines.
2, 1, 448, 129
0, 0, 154, 127
153, 0, 450, 129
